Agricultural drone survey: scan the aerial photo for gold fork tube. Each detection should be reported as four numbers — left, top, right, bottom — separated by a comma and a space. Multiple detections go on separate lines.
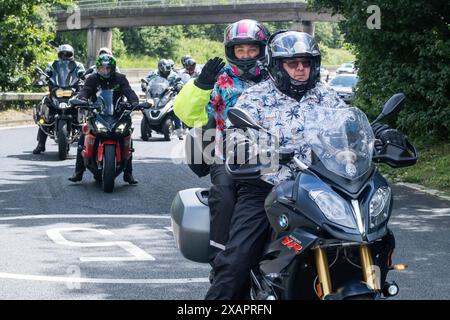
314, 248, 332, 299
359, 244, 381, 290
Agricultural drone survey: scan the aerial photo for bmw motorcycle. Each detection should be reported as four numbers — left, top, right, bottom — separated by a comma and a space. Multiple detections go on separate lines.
171, 93, 417, 300
70, 91, 149, 193
140, 76, 182, 141
33, 63, 85, 160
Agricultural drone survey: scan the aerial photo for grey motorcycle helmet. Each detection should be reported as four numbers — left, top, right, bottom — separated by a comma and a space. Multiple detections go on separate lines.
57, 44, 75, 61
181, 55, 192, 68
158, 59, 172, 78
167, 59, 175, 70
267, 30, 321, 100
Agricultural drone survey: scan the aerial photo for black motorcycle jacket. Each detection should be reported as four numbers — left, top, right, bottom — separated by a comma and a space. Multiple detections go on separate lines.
78, 72, 139, 106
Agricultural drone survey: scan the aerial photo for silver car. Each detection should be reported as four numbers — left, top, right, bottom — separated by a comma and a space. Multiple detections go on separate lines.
329, 74, 358, 104
336, 62, 356, 74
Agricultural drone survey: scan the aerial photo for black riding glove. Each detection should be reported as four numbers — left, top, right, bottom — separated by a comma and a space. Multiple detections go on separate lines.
372, 123, 407, 149
194, 57, 225, 90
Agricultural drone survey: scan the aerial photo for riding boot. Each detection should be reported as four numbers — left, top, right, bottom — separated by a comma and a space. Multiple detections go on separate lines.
33, 129, 47, 154
68, 135, 86, 182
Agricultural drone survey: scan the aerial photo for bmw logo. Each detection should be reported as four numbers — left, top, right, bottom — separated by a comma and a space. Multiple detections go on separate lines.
279, 214, 289, 230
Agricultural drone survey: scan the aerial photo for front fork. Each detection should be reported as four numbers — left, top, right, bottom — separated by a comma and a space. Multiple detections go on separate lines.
314, 244, 381, 299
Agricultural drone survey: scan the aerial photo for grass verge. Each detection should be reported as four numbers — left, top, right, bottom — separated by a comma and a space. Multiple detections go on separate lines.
379, 142, 450, 196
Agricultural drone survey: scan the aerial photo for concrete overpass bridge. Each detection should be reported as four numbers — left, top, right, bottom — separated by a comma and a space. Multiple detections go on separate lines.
53, 0, 342, 65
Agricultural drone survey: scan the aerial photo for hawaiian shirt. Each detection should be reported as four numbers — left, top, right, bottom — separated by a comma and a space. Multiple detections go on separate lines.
234, 79, 348, 185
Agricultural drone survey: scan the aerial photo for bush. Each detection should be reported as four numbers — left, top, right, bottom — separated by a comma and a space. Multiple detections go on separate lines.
310, 0, 450, 141
0, 0, 72, 91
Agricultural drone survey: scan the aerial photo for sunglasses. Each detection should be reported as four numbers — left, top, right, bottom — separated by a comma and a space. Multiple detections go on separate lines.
283, 59, 311, 69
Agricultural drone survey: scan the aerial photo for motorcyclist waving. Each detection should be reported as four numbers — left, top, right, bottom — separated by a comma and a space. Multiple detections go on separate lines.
173, 19, 271, 297
68, 54, 139, 184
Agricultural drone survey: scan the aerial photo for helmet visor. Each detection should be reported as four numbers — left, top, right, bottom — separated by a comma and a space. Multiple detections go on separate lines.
270, 31, 320, 59
59, 51, 74, 60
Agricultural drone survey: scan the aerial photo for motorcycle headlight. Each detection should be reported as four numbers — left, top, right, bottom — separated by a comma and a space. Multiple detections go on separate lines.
115, 123, 127, 134
95, 121, 108, 133
369, 186, 391, 227
309, 190, 356, 229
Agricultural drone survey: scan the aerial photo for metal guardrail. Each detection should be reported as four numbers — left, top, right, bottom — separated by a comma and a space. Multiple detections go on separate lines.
0, 92, 146, 102
0, 93, 45, 102
56, 0, 306, 11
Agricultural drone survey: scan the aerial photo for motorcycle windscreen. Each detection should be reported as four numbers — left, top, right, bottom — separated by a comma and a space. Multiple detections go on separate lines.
96, 89, 115, 116
149, 76, 170, 98
52, 61, 75, 88
303, 106, 375, 180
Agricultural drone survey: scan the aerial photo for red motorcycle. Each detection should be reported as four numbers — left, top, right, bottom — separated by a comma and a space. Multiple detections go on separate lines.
71, 92, 148, 193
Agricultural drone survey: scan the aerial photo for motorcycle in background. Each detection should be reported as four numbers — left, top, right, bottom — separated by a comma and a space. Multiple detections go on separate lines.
33, 64, 85, 160
140, 76, 183, 141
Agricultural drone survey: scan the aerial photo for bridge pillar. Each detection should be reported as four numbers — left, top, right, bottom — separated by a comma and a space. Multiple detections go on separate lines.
291, 20, 315, 36
86, 26, 112, 67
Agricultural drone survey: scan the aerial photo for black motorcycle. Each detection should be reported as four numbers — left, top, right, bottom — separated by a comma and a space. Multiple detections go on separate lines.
33, 64, 85, 160
140, 76, 181, 141
70, 91, 148, 193
171, 93, 418, 300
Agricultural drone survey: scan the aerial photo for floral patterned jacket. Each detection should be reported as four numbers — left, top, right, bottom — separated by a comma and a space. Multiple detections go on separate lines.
206, 65, 262, 158
234, 79, 348, 185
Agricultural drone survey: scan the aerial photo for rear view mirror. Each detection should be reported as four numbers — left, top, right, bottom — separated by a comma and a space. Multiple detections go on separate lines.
371, 93, 406, 125
227, 108, 264, 131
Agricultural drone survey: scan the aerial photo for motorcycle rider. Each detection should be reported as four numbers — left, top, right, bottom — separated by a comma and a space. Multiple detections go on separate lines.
209, 30, 408, 300
84, 47, 121, 76
172, 19, 270, 292
147, 59, 185, 139
68, 54, 139, 184
33, 44, 85, 154
179, 58, 201, 81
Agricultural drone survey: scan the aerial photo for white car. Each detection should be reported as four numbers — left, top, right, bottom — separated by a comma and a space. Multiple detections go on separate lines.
329, 74, 358, 104
336, 62, 356, 74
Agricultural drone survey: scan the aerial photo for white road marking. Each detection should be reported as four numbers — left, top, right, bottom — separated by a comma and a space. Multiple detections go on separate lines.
0, 214, 210, 285
0, 273, 209, 284
47, 227, 156, 262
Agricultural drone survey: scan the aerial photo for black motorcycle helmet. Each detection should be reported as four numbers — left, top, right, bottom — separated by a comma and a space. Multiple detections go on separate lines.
158, 59, 172, 78
267, 30, 321, 101
57, 44, 75, 61
224, 19, 270, 80
96, 54, 117, 80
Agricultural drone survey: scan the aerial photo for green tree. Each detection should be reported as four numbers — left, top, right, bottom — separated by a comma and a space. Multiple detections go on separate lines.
0, 0, 72, 91
314, 22, 334, 47
122, 26, 183, 57
310, 0, 450, 141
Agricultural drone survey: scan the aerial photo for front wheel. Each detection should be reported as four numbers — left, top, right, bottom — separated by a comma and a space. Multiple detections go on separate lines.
57, 121, 69, 160
102, 144, 116, 193
162, 117, 173, 141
